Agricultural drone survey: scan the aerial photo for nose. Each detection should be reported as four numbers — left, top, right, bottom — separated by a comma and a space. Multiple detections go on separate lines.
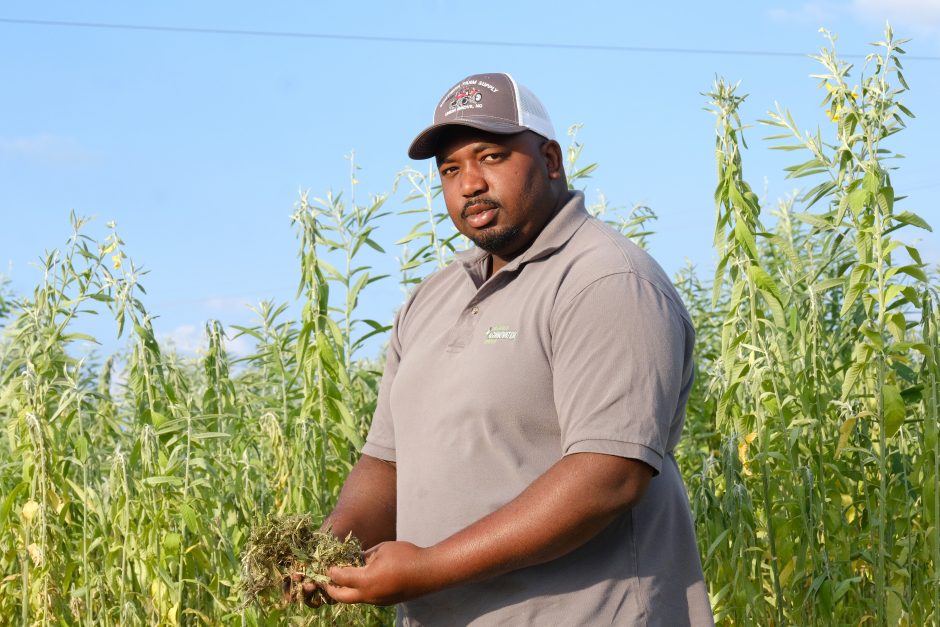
460, 161, 488, 197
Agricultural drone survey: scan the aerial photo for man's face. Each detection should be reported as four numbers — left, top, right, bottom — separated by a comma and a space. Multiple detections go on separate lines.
435, 128, 564, 265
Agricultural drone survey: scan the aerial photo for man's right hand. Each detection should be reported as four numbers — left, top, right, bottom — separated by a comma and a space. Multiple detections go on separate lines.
282, 571, 336, 608
283, 454, 397, 610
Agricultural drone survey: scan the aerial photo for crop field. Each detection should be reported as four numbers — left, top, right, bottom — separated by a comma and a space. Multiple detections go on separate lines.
1, 27, 937, 626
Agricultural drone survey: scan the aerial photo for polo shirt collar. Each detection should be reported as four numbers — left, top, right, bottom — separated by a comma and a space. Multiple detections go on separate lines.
456, 191, 589, 281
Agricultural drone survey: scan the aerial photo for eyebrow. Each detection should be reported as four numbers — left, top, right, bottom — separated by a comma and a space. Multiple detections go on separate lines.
437, 142, 504, 165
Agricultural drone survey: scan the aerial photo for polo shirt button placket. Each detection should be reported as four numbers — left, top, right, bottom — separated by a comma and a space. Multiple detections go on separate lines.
446, 302, 483, 354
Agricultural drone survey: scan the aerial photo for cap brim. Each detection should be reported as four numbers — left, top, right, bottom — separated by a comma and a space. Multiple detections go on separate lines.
408, 118, 528, 160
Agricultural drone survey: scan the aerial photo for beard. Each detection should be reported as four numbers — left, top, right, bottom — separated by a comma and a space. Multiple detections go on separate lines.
460, 198, 522, 253
469, 224, 522, 253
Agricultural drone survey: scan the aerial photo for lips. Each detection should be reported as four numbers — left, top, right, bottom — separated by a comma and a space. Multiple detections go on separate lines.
463, 201, 499, 229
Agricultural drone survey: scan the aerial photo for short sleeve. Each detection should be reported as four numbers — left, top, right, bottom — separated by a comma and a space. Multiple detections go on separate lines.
551, 272, 694, 475
361, 306, 406, 463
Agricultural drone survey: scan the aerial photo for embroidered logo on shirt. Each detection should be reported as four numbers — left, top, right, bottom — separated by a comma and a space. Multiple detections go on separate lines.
484, 325, 518, 344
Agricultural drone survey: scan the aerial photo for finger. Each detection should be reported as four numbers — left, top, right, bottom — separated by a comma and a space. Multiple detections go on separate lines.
302, 582, 329, 608
324, 582, 364, 604
327, 565, 363, 588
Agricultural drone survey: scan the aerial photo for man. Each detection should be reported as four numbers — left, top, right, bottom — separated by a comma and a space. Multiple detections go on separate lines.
306, 72, 713, 625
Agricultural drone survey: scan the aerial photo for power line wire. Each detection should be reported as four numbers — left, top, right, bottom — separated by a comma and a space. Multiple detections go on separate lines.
3, 16, 939, 60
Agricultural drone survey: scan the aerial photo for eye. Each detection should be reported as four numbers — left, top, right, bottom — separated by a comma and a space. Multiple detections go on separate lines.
439, 165, 458, 177
481, 151, 508, 164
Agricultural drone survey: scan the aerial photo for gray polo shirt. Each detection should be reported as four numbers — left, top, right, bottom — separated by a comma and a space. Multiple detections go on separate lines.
363, 192, 713, 626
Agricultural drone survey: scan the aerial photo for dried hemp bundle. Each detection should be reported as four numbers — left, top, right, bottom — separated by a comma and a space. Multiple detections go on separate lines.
240, 513, 364, 610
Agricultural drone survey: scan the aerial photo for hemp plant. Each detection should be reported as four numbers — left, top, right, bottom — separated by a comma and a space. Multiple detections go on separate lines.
694, 25, 937, 625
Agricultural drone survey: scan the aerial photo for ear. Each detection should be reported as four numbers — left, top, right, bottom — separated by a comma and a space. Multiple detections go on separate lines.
541, 140, 564, 180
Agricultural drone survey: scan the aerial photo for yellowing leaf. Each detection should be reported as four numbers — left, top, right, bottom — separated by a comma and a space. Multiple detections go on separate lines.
20, 500, 40, 524
882, 384, 905, 439
843, 493, 857, 523
779, 556, 797, 587
837, 414, 858, 457
738, 432, 758, 476
27, 543, 44, 566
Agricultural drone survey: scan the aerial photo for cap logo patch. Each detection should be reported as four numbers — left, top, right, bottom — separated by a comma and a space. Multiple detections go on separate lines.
442, 79, 500, 118
448, 87, 483, 110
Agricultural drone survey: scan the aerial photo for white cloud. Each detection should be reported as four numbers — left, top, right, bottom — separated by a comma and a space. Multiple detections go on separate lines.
225, 333, 254, 357
852, 0, 940, 25
0, 133, 95, 166
161, 324, 203, 353
160, 323, 254, 357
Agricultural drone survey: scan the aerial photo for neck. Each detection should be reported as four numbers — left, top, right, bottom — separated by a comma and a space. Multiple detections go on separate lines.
484, 190, 573, 279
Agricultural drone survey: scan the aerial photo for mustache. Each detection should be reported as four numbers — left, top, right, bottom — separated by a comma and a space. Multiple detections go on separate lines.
461, 198, 501, 219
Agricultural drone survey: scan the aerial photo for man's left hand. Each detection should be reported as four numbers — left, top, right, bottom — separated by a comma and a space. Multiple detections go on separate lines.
325, 541, 436, 605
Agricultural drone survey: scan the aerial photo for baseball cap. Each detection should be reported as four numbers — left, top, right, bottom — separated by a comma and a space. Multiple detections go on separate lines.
407, 72, 556, 160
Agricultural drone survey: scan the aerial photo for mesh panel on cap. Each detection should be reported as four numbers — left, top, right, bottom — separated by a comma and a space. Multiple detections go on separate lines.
516, 83, 556, 141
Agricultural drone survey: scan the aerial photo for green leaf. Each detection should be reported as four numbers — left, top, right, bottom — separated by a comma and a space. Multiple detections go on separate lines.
180, 501, 201, 534
887, 312, 906, 341
893, 211, 932, 231
143, 476, 184, 487
74, 435, 89, 463
758, 288, 786, 327
896, 265, 928, 283
705, 528, 731, 561
151, 410, 170, 428
190, 432, 229, 441
862, 169, 881, 193
847, 188, 868, 216
792, 212, 831, 229
840, 265, 869, 317
814, 277, 845, 293
396, 230, 434, 245
734, 218, 759, 259
876, 187, 894, 216
61, 332, 101, 344
748, 264, 784, 305
904, 245, 923, 265
364, 238, 386, 253
767, 234, 802, 269
155, 418, 188, 435
163, 532, 182, 553
842, 362, 866, 402
0, 482, 29, 527
882, 384, 905, 438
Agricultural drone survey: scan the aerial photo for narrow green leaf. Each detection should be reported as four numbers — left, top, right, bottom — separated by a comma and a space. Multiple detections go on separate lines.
143, 476, 184, 487
792, 212, 831, 229
840, 265, 869, 317
896, 265, 928, 283
734, 218, 759, 259
893, 211, 932, 231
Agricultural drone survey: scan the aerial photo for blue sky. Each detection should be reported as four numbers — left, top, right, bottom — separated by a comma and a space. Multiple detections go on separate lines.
1, 1, 938, 359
